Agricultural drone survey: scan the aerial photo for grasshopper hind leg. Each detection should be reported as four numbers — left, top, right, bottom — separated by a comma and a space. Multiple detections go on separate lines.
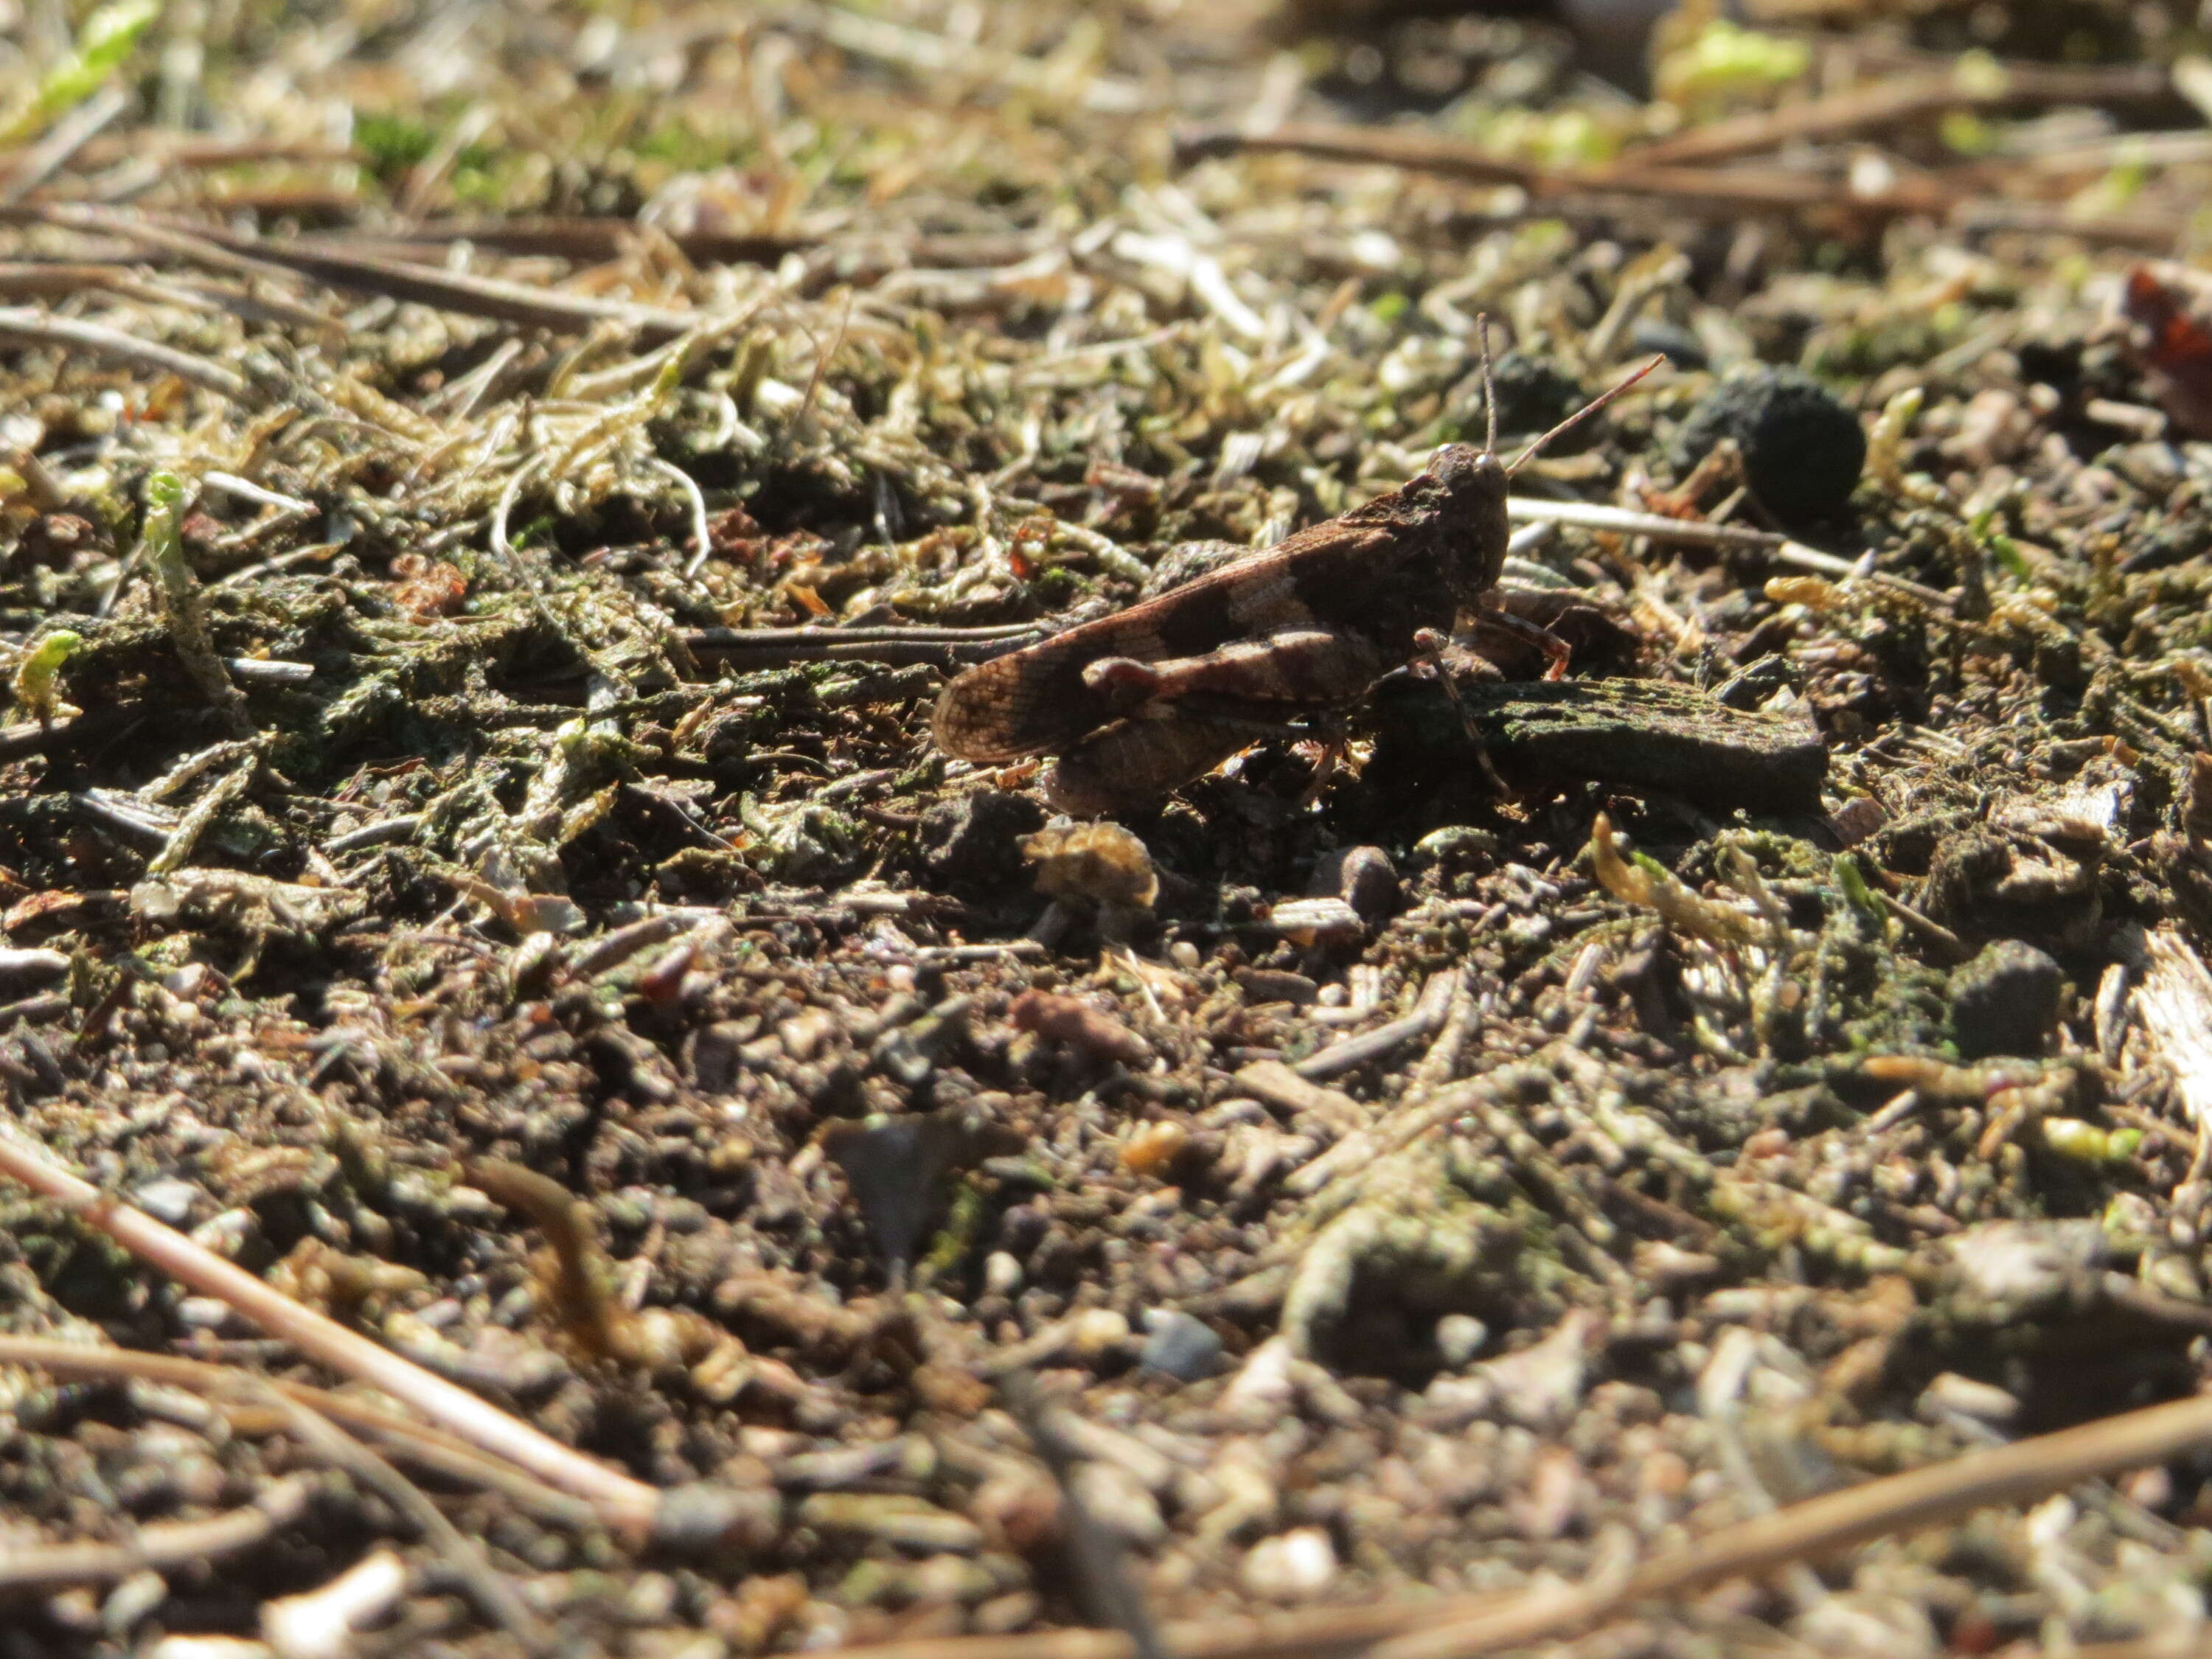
1472, 599, 1572, 681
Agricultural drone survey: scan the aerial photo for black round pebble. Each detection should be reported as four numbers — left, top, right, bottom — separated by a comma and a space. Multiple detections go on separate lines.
1949, 939, 2065, 1059
1672, 366, 1865, 526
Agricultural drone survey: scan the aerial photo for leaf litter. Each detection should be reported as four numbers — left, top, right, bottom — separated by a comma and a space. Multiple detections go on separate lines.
10, 1, 2212, 1656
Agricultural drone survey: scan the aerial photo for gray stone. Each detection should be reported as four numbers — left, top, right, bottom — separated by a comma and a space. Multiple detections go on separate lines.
1141, 1309, 1224, 1382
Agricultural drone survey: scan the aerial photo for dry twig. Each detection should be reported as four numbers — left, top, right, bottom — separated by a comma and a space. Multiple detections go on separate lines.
0, 1473, 316, 1594
0, 1128, 661, 1536
827, 1386, 2212, 1659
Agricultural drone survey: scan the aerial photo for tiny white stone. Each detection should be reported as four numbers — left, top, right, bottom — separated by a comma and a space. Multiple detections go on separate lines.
983, 1251, 1024, 1297
1068, 1307, 1130, 1359
1241, 1527, 1337, 1601
1434, 1313, 1489, 1368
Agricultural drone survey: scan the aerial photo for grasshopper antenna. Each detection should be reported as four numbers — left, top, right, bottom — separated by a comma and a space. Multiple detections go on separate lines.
1506, 353, 1664, 477
1478, 314, 1497, 456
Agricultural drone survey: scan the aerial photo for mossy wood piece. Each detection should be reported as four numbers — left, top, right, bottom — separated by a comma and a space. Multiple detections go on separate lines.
1458, 679, 1827, 812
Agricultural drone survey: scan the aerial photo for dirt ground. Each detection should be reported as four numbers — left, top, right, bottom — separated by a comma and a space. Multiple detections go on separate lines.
11, 2, 2212, 1656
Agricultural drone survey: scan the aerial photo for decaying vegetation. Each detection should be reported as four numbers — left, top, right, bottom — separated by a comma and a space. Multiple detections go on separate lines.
10, 1, 2212, 1655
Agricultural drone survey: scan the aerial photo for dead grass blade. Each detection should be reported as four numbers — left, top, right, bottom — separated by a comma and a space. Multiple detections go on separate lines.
0, 1474, 317, 1593
30, 203, 704, 339
0, 302, 251, 398
0, 1334, 602, 1530
684, 620, 1047, 668
1623, 60, 2175, 170
0, 1126, 662, 1537
825, 1387, 2212, 1659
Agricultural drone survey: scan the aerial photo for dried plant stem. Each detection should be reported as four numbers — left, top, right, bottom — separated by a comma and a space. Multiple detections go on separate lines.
0, 1472, 316, 1593
0, 80, 128, 204
1173, 123, 1956, 219
827, 1386, 2212, 1659
0, 304, 251, 400
29, 203, 703, 341
0, 713, 81, 760
259, 1384, 552, 1649
685, 620, 1046, 667
1001, 1371, 1168, 1659
1295, 967, 1461, 1080
1172, 122, 2190, 250
1503, 498, 1956, 609
0, 1128, 661, 1536
1623, 61, 2174, 170
0, 1335, 599, 1528
140, 470, 251, 736
1377, 1385, 2212, 1658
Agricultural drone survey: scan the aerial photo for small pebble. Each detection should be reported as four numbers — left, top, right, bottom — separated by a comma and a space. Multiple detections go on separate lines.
102, 1569, 168, 1637
983, 1251, 1024, 1297
1916, 1371, 2020, 1427
1121, 1119, 1189, 1176
1312, 844, 1400, 922
1949, 939, 2064, 1058
1068, 1307, 1131, 1360
0, 946, 69, 988
1433, 1312, 1489, 1368
176, 1295, 245, 1332
1141, 1309, 1225, 1382
1239, 1527, 1338, 1601
132, 1178, 204, 1227
146, 1640, 269, 1659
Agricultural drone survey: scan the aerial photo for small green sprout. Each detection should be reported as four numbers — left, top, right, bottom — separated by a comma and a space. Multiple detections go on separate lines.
13, 630, 83, 724
0, 0, 161, 147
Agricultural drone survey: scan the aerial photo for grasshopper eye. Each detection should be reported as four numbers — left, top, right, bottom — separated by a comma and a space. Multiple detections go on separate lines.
1427, 443, 1503, 493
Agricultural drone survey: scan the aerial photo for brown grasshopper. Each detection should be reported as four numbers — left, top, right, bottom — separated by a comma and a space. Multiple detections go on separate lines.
931, 339, 1660, 815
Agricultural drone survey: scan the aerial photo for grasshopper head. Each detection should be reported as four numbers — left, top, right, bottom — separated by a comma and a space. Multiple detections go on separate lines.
1424, 441, 1512, 599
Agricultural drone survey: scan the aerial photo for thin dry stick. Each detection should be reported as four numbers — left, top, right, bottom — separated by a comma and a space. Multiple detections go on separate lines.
317, 215, 814, 268
0, 305, 251, 400
0, 1129, 661, 1537
1173, 123, 1958, 218
0, 133, 350, 184
1503, 498, 1957, 610
258, 1384, 553, 1651
0, 262, 340, 337
1001, 1371, 1168, 1659
1622, 60, 2176, 170
0, 1472, 316, 1593
824, 1387, 2212, 1659
0, 1335, 599, 1528
1295, 967, 1461, 1080
1172, 123, 2191, 250
27, 204, 703, 341
0, 713, 82, 761
1374, 1385, 2212, 1659
684, 619, 1048, 667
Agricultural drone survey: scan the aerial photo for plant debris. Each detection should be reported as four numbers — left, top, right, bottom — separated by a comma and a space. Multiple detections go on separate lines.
7, 3, 2212, 1657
